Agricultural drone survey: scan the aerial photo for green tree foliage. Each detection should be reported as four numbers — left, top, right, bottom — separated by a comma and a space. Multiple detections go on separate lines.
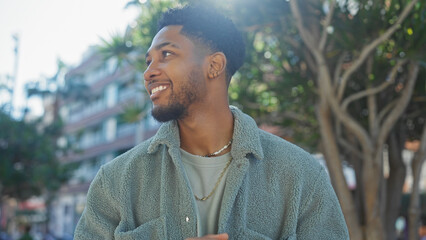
229, 1, 320, 149
0, 59, 81, 203
0, 109, 76, 201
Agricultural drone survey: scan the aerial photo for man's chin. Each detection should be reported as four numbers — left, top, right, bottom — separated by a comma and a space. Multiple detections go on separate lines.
151, 105, 185, 123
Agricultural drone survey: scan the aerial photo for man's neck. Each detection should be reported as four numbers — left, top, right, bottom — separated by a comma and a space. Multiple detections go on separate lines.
178, 105, 234, 157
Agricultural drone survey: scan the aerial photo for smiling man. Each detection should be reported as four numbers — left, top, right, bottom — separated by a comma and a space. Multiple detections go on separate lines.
145, 25, 209, 124
74, 5, 349, 240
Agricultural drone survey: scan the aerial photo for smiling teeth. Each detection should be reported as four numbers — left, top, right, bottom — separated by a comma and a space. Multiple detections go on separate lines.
151, 85, 167, 95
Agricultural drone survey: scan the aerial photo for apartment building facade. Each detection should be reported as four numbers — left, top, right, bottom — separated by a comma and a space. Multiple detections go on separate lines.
47, 50, 158, 238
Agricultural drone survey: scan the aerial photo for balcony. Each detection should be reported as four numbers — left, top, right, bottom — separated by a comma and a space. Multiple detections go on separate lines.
78, 131, 105, 150
68, 99, 106, 124
118, 87, 144, 103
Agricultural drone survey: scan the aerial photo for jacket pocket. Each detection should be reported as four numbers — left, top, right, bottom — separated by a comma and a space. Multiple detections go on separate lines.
114, 216, 166, 240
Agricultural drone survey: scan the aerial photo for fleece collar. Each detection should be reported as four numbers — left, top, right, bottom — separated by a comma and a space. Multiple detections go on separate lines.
147, 106, 264, 161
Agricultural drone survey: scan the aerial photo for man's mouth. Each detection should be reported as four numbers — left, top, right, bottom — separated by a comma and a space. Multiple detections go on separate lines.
148, 83, 171, 99
151, 85, 168, 95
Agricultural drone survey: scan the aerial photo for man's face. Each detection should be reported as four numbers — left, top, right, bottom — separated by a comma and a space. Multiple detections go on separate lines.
144, 25, 207, 122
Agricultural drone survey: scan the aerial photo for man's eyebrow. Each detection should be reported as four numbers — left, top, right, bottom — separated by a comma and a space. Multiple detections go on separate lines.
145, 42, 180, 58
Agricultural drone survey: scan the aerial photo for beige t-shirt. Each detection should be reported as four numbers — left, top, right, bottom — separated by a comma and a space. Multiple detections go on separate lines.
180, 149, 232, 237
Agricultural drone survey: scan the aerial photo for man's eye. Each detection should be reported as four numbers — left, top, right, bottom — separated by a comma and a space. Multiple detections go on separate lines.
162, 51, 173, 58
145, 59, 151, 66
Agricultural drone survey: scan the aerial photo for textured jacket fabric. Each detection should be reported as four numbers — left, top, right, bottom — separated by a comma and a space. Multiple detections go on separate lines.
74, 106, 349, 240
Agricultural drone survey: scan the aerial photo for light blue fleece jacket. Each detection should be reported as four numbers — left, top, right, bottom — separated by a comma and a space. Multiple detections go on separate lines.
74, 106, 349, 239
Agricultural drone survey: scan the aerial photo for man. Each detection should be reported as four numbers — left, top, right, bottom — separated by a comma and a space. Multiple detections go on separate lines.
75, 5, 349, 240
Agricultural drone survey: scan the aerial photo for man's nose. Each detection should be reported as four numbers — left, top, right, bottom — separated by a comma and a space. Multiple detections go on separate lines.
143, 62, 161, 81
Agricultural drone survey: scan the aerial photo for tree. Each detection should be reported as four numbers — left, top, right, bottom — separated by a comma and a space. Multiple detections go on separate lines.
288, 1, 423, 239
222, 0, 424, 239
1, 59, 82, 203
0, 108, 76, 202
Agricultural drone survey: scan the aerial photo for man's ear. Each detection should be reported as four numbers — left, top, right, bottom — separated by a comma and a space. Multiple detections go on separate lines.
207, 52, 227, 79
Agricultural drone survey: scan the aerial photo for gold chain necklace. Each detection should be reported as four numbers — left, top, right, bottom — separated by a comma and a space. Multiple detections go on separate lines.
194, 156, 233, 201
203, 139, 232, 157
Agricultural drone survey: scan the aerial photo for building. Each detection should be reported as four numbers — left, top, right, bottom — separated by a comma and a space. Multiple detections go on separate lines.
47, 49, 158, 238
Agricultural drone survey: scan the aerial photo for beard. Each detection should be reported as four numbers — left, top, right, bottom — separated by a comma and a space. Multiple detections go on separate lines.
151, 101, 186, 122
151, 68, 203, 122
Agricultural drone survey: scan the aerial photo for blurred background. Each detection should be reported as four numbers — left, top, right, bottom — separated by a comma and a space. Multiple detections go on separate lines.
0, 0, 425, 239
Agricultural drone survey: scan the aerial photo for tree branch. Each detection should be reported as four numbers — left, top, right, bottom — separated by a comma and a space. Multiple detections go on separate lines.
280, 17, 317, 75
333, 51, 347, 86
365, 56, 378, 138
303, 48, 318, 74
342, 59, 408, 112
335, 119, 363, 159
376, 61, 420, 163
291, 0, 373, 154
289, 0, 320, 57
342, 81, 391, 110
283, 36, 301, 49
342, 82, 392, 110
337, 0, 418, 101
319, 0, 337, 52
377, 100, 398, 125
342, 59, 407, 110
326, 81, 374, 154
337, 136, 364, 160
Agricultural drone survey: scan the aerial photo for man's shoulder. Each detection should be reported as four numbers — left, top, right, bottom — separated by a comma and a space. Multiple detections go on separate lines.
257, 128, 322, 172
255, 129, 330, 199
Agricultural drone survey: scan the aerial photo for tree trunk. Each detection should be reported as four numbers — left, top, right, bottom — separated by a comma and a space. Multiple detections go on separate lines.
316, 100, 363, 240
408, 124, 426, 240
346, 133, 365, 224
385, 129, 407, 240
363, 155, 385, 240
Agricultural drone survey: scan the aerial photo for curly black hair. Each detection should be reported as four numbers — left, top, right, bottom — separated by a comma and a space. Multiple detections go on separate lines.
158, 5, 245, 84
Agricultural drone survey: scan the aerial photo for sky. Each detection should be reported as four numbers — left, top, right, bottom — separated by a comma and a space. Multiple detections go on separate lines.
0, 0, 140, 116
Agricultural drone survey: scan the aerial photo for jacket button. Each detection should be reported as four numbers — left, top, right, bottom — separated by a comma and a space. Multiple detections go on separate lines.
185, 216, 190, 222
